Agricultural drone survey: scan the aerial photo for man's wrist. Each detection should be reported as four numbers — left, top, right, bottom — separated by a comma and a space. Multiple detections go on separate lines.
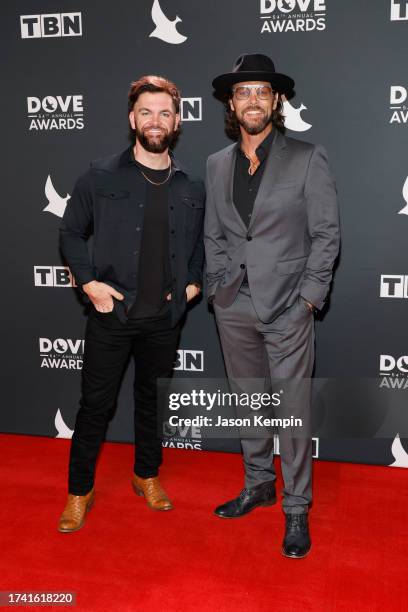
82, 280, 98, 294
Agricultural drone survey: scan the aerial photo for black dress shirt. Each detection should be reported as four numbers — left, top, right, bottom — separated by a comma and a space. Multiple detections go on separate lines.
59, 146, 205, 325
233, 129, 275, 227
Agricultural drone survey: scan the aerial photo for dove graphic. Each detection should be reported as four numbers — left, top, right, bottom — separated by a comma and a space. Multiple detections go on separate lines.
55, 409, 74, 439
397, 176, 408, 215
389, 433, 408, 467
280, 0, 296, 11
283, 100, 312, 132
43, 175, 70, 218
43, 96, 58, 113
149, 0, 187, 45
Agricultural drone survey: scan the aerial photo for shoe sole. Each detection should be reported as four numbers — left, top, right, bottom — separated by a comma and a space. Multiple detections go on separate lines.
281, 546, 311, 559
132, 482, 173, 511
214, 497, 277, 519
58, 498, 94, 533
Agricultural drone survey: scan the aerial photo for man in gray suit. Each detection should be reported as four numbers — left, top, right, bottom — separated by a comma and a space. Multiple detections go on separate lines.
204, 54, 340, 558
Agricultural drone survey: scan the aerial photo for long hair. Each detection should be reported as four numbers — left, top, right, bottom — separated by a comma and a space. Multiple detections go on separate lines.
222, 93, 286, 141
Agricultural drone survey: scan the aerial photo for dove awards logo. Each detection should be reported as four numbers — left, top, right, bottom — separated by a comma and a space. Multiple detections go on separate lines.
20, 13, 82, 38
55, 409, 74, 439
163, 419, 202, 450
40, 337, 84, 370
260, 0, 326, 33
379, 355, 408, 390
26, 95, 84, 131
283, 99, 312, 131
389, 86, 408, 125
389, 434, 408, 467
150, 0, 187, 44
390, 0, 408, 21
380, 275, 408, 299
398, 177, 408, 215
43, 175, 70, 218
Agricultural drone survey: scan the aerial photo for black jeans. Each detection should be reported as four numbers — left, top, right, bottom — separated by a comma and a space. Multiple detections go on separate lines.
68, 310, 180, 495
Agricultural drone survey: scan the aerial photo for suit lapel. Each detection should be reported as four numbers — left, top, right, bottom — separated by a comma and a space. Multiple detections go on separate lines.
248, 130, 288, 231
221, 143, 248, 233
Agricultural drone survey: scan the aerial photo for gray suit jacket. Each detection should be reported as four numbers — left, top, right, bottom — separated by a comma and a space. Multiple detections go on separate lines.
204, 130, 340, 322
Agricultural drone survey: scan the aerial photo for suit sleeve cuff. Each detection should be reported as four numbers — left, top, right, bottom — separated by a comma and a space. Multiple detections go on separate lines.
299, 281, 327, 311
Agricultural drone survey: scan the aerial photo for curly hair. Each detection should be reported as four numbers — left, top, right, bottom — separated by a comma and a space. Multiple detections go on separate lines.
221, 92, 286, 141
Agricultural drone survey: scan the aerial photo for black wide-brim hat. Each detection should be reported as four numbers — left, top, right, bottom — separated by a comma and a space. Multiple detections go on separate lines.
212, 53, 294, 96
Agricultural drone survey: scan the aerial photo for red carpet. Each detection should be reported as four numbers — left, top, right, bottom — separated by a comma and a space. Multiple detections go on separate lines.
0, 434, 406, 611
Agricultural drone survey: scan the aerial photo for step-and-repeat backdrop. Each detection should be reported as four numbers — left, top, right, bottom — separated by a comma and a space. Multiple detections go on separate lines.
2, 1, 408, 467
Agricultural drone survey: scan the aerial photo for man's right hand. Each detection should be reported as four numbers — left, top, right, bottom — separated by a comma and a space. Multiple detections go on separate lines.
82, 280, 124, 313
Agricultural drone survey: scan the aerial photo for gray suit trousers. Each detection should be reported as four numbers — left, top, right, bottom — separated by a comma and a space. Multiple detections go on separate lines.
214, 287, 315, 514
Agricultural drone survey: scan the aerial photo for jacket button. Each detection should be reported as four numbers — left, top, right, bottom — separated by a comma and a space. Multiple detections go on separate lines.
247, 235, 252, 241
170, 206, 174, 210
171, 230, 175, 234
240, 264, 246, 269
171, 253, 175, 258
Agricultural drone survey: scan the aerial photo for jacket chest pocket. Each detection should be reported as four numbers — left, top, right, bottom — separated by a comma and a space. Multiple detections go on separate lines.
181, 196, 204, 210
95, 188, 133, 225
180, 196, 204, 232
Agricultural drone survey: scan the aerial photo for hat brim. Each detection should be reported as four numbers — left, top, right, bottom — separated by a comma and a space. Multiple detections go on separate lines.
212, 71, 294, 96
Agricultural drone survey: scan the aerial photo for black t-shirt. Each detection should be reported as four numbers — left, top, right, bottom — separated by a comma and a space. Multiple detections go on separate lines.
127, 162, 172, 319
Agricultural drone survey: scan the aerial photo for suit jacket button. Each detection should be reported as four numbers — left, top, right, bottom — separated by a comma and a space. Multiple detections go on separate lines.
247, 235, 252, 241
240, 264, 246, 269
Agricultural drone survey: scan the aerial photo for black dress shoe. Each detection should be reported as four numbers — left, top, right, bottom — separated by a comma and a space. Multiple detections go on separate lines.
282, 513, 311, 558
214, 482, 276, 518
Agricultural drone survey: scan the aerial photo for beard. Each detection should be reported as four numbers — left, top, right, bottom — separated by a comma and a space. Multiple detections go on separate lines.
135, 125, 175, 153
236, 105, 272, 135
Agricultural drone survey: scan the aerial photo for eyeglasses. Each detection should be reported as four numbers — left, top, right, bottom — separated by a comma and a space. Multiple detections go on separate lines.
232, 84, 274, 100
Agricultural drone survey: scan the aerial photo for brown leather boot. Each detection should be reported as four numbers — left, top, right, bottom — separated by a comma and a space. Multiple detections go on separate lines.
132, 474, 173, 511
58, 488, 95, 533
